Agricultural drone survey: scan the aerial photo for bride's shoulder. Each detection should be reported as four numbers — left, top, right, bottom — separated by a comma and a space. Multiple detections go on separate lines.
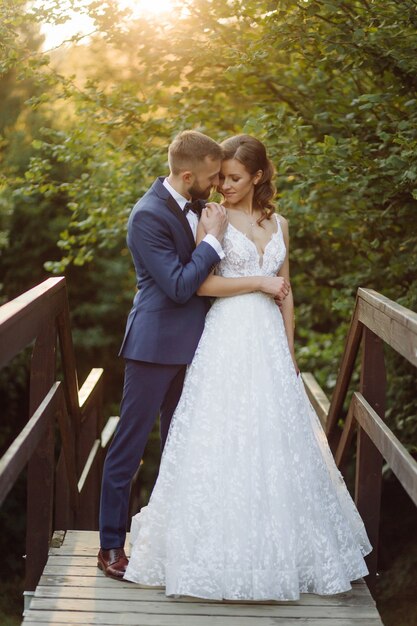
274, 212, 289, 231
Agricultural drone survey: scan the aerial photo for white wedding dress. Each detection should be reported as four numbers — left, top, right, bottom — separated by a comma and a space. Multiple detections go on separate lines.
124, 215, 372, 600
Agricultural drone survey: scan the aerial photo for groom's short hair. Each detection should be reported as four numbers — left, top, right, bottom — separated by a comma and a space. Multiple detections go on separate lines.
168, 130, 223, 175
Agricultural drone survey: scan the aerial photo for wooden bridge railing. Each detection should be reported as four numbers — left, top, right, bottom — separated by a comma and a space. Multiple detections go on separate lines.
0, 277, 118, 601
302, 288, 417, 592
1, 280, 415, 606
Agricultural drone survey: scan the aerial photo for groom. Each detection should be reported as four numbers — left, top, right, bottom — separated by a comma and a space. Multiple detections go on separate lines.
98, 130, 228, 579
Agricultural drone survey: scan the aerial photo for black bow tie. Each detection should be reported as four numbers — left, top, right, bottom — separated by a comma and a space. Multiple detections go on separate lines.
184, 200, 204, 217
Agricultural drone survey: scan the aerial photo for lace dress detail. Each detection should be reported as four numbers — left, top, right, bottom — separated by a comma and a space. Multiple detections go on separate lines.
219, 217, 286, 277
124, 215, 371, 600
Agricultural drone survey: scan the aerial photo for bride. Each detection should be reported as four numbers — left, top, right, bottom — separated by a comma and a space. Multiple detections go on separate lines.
123, 134, 371, 600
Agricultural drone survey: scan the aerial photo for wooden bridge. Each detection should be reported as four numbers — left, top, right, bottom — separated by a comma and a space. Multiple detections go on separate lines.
1, 277, 416, 625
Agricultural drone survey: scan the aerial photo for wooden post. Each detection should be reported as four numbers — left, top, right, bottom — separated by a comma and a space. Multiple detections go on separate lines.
77, 407, 100, 530
76, 369, 104, 530
25, 322, 56, 591
55, 451, 74, 531
326, 304, 362, 449
355, 327, 386, 593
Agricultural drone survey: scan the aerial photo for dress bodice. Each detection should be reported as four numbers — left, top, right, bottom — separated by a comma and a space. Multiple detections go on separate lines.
216, 214, 286, 278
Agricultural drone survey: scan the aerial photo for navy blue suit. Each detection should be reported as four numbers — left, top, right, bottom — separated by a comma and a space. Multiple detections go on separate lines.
99, 177, 220, 549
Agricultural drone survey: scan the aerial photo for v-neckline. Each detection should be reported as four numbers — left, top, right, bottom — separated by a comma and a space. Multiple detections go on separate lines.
227, 218, 280, 269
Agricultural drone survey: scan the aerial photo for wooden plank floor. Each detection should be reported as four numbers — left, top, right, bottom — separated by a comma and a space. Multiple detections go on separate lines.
22, 530, 384, 625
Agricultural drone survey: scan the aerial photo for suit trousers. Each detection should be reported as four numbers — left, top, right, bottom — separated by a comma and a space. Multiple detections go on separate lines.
99, 358, 186, 549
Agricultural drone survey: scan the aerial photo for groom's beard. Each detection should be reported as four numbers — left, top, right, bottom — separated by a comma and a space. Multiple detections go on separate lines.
188, 182, 212, 200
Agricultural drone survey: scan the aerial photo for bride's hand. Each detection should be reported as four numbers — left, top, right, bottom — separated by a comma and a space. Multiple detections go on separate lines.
201, 202, 228, 240
260, 276, 290, 301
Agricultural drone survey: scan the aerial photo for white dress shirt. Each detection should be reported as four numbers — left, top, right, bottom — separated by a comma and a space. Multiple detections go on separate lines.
162, 178, 224, 259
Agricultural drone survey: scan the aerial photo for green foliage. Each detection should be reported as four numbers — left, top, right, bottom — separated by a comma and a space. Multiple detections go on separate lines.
6, 0, 417, 424
0, 3, 416, 623
1, 0, 415, 445
1, 0, 416, 437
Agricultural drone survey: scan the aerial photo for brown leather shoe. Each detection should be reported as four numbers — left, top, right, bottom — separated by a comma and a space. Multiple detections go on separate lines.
97, 548, 129, 580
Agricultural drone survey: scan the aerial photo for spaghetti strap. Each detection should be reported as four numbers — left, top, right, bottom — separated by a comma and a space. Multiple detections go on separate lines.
274, 213, 281, 234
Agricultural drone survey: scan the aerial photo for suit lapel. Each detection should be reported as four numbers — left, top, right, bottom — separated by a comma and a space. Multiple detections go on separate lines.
165, 194, 196, 249
153, 177, 196, 249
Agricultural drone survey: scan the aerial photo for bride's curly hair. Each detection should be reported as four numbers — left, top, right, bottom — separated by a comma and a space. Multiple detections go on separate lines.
220, 134, 276, 226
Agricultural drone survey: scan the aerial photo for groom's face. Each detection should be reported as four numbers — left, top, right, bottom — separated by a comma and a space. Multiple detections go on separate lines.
188, 156, 221, 200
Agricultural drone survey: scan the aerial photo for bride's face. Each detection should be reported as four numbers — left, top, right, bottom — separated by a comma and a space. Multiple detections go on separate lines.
219, 158, 260, 206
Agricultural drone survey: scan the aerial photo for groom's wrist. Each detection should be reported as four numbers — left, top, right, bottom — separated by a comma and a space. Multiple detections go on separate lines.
202, 234, 225, 260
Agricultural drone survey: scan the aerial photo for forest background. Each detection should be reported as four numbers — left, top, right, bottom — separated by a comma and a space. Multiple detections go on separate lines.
0, 0, 416, 624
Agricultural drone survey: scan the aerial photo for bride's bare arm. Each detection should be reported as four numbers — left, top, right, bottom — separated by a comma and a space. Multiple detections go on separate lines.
197, 273, 271, 297
196, 215, 289, 299
276, 217, 299, 374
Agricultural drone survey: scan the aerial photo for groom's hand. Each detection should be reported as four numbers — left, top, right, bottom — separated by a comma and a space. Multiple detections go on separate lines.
200, 202, 228, 241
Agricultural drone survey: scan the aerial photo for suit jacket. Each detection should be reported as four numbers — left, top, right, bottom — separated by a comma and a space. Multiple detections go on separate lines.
119, 177, 220, 364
